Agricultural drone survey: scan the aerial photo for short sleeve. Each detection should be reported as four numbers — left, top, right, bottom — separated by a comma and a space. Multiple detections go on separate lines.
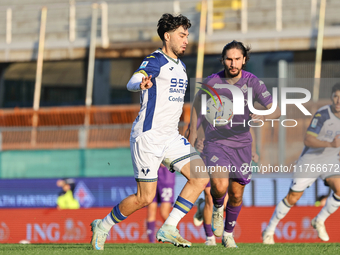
306, 109, 330, 137
134, 54, 161, 78
252, 79, 273, 107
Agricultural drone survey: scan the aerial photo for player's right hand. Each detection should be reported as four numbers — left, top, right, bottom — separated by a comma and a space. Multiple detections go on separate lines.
195, 138, 205, 153
140, 75, 153, 90
331, 134, 340, 148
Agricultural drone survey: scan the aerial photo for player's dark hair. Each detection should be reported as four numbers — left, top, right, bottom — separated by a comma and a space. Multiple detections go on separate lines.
221, 40, 251, 69
331, 83, 340, 94
157, 13, 191, 41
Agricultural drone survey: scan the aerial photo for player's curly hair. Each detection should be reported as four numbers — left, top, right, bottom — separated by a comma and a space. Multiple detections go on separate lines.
331, 83, 340, 94
221, 40, 251, 69
157, 13, 191, 41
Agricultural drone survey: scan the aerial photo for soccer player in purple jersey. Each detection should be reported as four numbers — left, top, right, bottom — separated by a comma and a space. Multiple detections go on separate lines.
193, 129, 259, 245
190, 40, 281, 248
147, 164, 175, 243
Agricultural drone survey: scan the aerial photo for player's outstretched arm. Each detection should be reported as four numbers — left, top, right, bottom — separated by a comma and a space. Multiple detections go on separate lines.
304, 134, 340, 148
127, 74, 153, 92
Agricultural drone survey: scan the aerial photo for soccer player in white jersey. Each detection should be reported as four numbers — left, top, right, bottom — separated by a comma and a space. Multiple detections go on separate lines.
262, 83, 340, 244
89, 13, 209, 250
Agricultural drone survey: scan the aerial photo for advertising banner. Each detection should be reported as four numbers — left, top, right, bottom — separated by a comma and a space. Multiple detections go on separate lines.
0, 177, 329, 208
0, 177, 137, 208
0, 207, 339, 243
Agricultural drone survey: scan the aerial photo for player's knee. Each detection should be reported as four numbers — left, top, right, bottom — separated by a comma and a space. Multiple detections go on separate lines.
286, 192, 302, 206
211, 183, 227, 197
136, 194, 154, 208
228, 193, 242, 205
191, 177, 209, 192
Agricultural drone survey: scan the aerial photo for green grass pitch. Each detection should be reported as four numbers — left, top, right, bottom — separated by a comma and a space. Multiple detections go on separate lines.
0, 243, 339, 255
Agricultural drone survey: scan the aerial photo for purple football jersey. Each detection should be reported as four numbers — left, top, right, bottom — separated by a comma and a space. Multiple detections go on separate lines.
199, 70, 272, 148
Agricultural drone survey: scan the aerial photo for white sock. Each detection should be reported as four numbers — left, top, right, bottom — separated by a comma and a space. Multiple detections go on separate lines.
266, 198, 292, 233
316, 193, 340, 222
207, 235, 215, 240
223, 231, 233, 237
100, 212, 116, 231
214, 205, 224, 213
164, 208, 186, 227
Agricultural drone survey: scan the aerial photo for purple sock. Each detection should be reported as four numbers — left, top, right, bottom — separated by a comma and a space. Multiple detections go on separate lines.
147, 221, 155, 243
211, 192, 226, 208
224, 202, 242, 233
203, 223, 214, 237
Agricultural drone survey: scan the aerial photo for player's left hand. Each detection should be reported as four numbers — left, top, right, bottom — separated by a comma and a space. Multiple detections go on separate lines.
252, 151, 259, 163
194, 138, 205, 153
250, 114, 265, 123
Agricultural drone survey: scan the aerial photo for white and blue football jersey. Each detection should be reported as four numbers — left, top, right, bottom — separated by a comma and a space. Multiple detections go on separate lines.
129, 49, 188, 142
300, 105, 340, 160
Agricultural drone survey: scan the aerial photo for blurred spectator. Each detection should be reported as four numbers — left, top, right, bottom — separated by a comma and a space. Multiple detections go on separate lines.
315, 195, 328, 207
56, 178, 80, 209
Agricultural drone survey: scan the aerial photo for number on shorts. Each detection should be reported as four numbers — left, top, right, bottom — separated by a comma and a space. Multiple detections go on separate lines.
181, 137, 190, 145
161, 188, 173, 202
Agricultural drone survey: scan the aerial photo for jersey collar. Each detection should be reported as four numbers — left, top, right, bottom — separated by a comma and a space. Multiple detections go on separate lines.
158, 49, 180, 65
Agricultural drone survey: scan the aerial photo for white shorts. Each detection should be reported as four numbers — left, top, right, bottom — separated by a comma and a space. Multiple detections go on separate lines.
290, 156, 340, 192
130, 133, 200, 182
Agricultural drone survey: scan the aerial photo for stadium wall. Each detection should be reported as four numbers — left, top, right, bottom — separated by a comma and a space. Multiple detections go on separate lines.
0, 148, 133, 179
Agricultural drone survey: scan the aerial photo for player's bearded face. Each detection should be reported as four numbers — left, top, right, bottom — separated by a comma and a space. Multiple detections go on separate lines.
223, 49, 245, 78
331, 91, 340, 112
169, 27, 189, 58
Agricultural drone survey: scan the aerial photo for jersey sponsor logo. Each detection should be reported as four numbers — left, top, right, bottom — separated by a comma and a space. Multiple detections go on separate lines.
262, 91, 271, 98
315, 113, 321, 117
325, 130, 333, 138
241, 84, 248, 93
146, 56, 155, 58
210, 155, 219, 163
170, 78, 188, 88
140, 61, 149, 69
169, 88, 186, 94
311, 118, 318, 128
168, 96, 184, 102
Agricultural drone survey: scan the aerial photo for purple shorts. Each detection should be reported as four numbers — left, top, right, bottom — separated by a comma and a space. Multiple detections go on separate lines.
201, 141, 252, 185
153, 166, 175, 203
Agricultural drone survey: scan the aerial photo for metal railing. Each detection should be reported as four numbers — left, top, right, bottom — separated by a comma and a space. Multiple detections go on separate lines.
0, 0, 339, 47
